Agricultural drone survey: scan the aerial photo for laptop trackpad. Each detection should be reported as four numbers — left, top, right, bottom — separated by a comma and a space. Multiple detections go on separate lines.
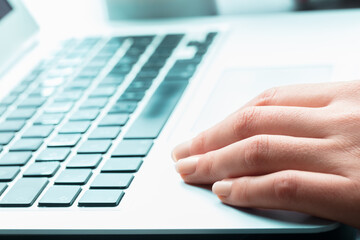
193, 66, 333, 132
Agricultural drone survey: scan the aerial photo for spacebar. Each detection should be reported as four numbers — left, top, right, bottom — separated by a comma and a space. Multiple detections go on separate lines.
124, 80, 188, 139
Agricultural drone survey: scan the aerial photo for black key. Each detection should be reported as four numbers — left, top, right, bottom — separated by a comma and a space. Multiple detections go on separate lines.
38, 186, 82, 207
18, 97, 46, 108
77, 140, 112, 154
127, 80, 152, 91
89, 87, 117, 98
67, 154, 102, 169
34, 113, 64, 125
45, 102, 73, 113
23, 162, 60, 177
7, 108, 37, 120
136, 70, 159, 79
0, 152, 32, 166
55, 169, 92, 185
0, 178, 48, 207
48, 134, 81, 147
0, 95, 17, 106
100, 76, 125, 86
0, 183, 7, 196
88, 127, 121, 140
124, 80, 187, 139
131, 35, 154, 46
90, 173, 133, 189
112, 140, 153, 157
10, 138, 43, 151
78, 189, 124, 207
65, 80, 92, 90
37, 148, 71, 162
109, 101, 137, 114
0, 167, 20, 181
80, 98, 108, 109
69, 109, 99, 121
0, 133, 14, 145
59, 121, 91, 134
166, 67, 195, 80
0, 120, 26, 132
54, 90, 83, 101
119, 91, 145, 102
158, 34, 184, 47
98, 114, 129, 126
22, 125, 54, 138
0, 106, 6, 115
102, 157, 142, 173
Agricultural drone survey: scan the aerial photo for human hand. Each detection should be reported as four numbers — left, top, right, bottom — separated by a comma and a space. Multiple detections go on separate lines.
172, 80, 360, 228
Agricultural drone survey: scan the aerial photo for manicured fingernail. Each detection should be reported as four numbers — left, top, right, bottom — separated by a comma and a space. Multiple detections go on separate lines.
172, 140, 191, 162
212, 181, 232, 197
175, 156, 198, 175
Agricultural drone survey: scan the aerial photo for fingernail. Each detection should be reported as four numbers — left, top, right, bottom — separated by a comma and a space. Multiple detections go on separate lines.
175, 156, 198, 175
212, 181, 232, 197
172, 140, 191, 162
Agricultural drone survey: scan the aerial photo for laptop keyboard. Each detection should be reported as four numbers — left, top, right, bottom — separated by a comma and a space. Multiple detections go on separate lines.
0, 32, 217, 207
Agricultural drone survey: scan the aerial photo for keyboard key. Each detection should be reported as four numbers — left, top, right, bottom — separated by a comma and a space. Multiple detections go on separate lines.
78, 189, 124, 207
22, 125, 54, 138
80, 98, 108, 109
38, 186, 81, 207
127, 80, 152, 91
112, 140, 153, 157
88, 127, 121, 140
0, 106, 6, 115
0, 95, 17, 106
37, 148, 71, 162
7, 108, 37, 120
109, 101, 137, 114
10, 138, 43, 151
59, 121, 91, 134
48, 134, 81, 147
119, 91, 145, 102
125, 80, 187, 139
89, 87, 117, 98
67, 154, 102, 169
77, 140, 112, 154
0, 178, 48, 207
102, 158, 142, 173
0, 167, 20, 181
18, 97, 46, 108
0, 152, 32, 166
55, 169, 92, 185
98, 114, 129, 126
34, 113, 64, 125
23, 162, 60, 177
100, 76, 125, 86
0, 120, 26, 132
0, 183, 7, 196
0, 133, 14, 145
69, 109, 99, 121
158, 34, 184, 47
45, 102, 73, 113
90, 173, 133, 189
54, 90, 83, 102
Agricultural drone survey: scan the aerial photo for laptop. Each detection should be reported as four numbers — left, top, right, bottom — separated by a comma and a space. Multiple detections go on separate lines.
0, 0, 357, 238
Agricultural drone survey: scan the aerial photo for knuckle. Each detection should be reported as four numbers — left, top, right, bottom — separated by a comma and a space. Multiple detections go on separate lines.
190, 131, 206, 155
232, 178, 251, 205
199, 152, 217, 178
233, 107, 259, 139
273, 171, 298, 203
255, 87, 279, 106
243, 136, 270, 168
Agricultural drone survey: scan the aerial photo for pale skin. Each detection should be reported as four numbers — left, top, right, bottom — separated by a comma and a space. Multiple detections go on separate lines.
172, 80, 360, 229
